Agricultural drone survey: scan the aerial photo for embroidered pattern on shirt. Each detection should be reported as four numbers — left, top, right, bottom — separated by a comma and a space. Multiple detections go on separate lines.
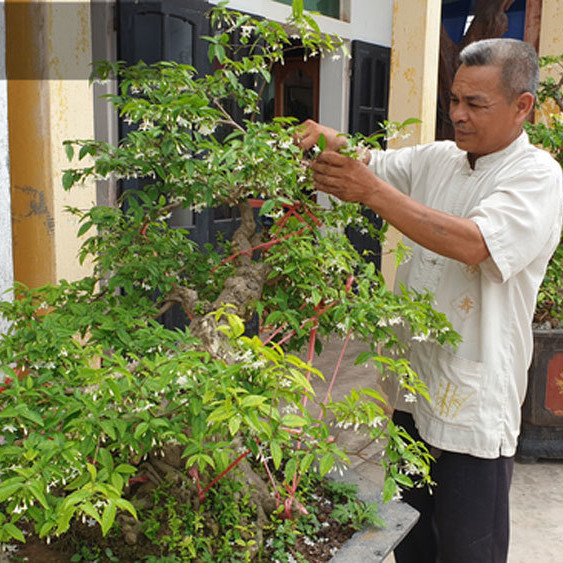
461, 263, 480, 280
451, 290, 479, 321
434, 380, 475, 419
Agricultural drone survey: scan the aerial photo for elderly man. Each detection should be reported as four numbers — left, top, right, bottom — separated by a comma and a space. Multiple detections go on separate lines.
299, 38, 563, 563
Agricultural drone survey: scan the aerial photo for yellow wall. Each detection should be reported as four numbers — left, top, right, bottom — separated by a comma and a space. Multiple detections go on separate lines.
380, 0, 442, 287
7, 0, 96, 287
536, 0, 563, 122
538, 0, 563, 57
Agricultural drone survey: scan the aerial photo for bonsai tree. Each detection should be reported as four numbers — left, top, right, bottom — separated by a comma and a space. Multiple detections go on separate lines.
0, 2, 459, 559
525, 54, 563, 327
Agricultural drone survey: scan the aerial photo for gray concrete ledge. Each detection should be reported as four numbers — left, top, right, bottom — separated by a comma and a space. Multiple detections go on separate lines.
329, 467, 419, 563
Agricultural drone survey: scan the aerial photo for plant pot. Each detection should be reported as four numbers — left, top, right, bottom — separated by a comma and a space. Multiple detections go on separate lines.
517, 329, 563, 462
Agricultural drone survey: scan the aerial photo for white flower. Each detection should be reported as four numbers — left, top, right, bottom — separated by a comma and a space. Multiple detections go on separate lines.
197, 123, 216, 136
303, 536, 316, 546
412, 333, 429, 342
241, 24, 254, 38
138, 119, 154, 131
404, 393, 417, 403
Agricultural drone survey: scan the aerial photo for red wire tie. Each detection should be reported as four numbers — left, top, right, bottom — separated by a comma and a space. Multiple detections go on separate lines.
197, 447, 252, 503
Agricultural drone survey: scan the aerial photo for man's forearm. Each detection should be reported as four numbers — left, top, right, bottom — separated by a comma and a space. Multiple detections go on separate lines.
364, 176, 490, 265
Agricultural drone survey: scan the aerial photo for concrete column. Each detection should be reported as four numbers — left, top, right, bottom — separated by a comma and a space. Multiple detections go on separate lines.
0, 2, 13, 335
6, 0, 96, 288
538, 0, 563, 58
534, 1, 563, 131
380, 0, 442, 287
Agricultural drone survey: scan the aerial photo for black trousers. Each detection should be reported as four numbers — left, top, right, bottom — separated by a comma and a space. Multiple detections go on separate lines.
393, 411, 514, 563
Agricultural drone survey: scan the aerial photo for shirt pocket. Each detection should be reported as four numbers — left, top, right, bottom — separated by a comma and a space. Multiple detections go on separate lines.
413, 343, 485, 427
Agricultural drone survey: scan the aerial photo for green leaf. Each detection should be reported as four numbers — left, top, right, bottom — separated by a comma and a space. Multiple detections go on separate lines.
77, 220, 93, 238
394, 473, 413, 488
80, 502, 102, 525
271, 442, 282, 470
86, 462, 97, 482
317, 133, 326, 152
3, 522, 25, 543
115, 464, 137, 475
319, 453, 334, 477
111, 472, 124, 493
134, 421, 149, 439
285, 458, 297, 482
28, 482, 49, 509
64, 143, 74, 161
227, 314, 245, 338
17, 405, 44, 427
101, 501, 117, 536
241, 395, 267, 408
354, 351, 373, 366
78, 145, 92, 160
100, 420, 117, 441
0, 480, 24, 503
62, 170, 75, 190
98, 448, 114, 472
228, 416, 241, 437
299, 452, 315, 474
382, 476, 398, 503
39, 521, 55, 539
260, 199, 275, 216
281, 414, 307, 428
113, 498, 138, 520
107, 379, 122, 403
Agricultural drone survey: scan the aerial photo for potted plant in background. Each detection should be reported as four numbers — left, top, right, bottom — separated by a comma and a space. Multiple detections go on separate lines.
518, 54, 563, 462
0, 2, 459, 560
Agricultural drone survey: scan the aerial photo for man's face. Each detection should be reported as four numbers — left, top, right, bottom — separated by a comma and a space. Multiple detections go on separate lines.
449, 64, 524, 157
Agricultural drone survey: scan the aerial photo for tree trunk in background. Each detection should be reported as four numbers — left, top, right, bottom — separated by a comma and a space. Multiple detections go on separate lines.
437, 0, 517, 140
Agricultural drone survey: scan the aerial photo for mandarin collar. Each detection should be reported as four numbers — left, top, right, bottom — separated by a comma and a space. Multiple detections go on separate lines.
462, 130, 528, 173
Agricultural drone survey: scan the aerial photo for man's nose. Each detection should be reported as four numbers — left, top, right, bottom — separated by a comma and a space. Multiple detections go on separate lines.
450, 102, 467, 124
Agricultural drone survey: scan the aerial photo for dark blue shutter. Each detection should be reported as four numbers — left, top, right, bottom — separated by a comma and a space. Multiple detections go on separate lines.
347, 40, 390, 271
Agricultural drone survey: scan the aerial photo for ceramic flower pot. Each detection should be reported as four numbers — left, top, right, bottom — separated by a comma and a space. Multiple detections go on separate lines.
517, 329, 563, 461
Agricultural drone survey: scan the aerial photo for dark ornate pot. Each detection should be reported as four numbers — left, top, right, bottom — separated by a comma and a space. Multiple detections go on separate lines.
517, 329, 563, 461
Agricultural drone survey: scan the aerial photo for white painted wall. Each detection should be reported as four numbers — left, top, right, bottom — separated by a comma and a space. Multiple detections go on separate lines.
208, 0, 393, 45
208, 0, 393, 138
0, 1, 13, 336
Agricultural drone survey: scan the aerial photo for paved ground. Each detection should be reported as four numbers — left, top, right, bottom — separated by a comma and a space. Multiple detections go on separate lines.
309, 336, 563, 562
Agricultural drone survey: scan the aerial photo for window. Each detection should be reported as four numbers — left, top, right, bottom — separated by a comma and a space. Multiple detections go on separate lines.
275, 0, 340, 20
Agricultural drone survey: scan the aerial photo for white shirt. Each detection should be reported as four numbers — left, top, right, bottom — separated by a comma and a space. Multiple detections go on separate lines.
370, 132, 563, 458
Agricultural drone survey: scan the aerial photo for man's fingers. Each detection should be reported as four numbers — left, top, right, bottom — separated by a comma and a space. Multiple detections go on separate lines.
314, 150, 348, 166
294, 119, 321, 151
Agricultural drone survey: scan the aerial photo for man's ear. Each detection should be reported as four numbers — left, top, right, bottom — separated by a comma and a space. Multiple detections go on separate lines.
516, 92, 535, 121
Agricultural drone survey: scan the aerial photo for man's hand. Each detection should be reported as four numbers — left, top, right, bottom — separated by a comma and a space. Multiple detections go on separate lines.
310, 151, 376, 204
296, 119, 347, 153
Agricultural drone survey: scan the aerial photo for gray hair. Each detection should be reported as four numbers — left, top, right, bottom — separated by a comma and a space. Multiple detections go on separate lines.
459, 38, 539, 100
